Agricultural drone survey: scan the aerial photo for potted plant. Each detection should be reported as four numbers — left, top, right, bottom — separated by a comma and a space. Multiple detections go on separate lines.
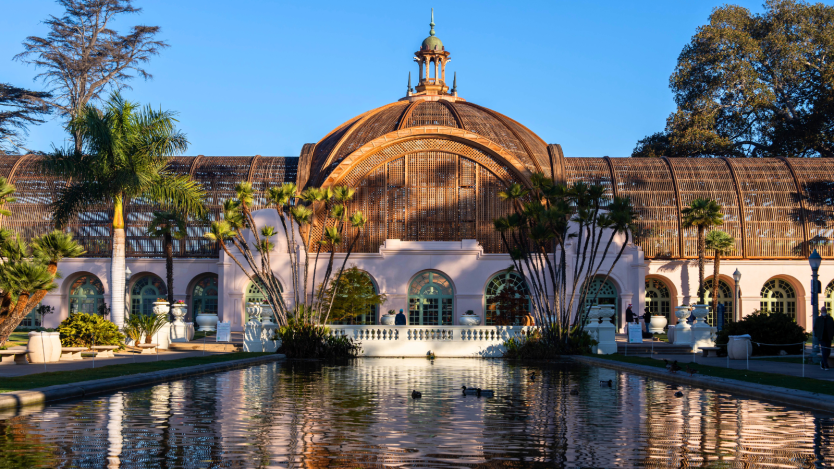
459, 309, 481, 326
380, 309, 397, 325
170, 299, 187, 325
152, 297, 170, 316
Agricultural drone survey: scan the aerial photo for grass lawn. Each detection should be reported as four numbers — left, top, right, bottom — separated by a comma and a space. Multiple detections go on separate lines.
0, 352, 273, 393
588, 354, 834, 397
193, 331, 216, 340
6, 332, 30, 347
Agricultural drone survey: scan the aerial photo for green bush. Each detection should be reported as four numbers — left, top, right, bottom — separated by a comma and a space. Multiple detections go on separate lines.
715, 310, 808, 355
58, 312, 125, 350
276, 319, 361, 359
503, 328, 597, 359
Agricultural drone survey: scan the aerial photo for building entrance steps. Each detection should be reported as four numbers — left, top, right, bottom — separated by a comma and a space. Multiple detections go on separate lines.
168, 331, 243, 353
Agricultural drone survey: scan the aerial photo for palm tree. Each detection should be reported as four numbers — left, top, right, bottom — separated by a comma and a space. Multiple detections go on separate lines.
0, 261, 56, 345
0, 177, 16, 219
147, 211, 187, 304
705, 230, 735, 317
681, 198, 724, 304
45, 92, 205, 327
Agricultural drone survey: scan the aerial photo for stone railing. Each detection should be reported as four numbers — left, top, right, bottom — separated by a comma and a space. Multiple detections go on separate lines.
327, 325, 534, 357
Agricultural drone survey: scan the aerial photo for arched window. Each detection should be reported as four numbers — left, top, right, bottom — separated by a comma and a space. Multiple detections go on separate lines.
760, 279, 797, 320
645, 279, 671, 324
244, 279, 281, 322
704, 279, 736, 326
329, 270, 379, 326
130, 275, 167, 316
69, 275, 105, 315
825, 280, 834, 313
408, 271, 454, 325
583, 278, 619, 327
485, 271, 530, 325
192, 275, 218, 316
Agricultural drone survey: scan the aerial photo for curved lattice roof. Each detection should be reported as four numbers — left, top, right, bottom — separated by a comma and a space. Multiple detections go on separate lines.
308, 99, 550, 186
0, 150, 831, 260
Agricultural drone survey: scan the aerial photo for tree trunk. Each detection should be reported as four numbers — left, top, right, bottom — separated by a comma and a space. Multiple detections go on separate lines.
111, 196, 127, 327
698, 226, 706, 304
712, 251, 721, 322
165, 232, 174, 304
0, 292, 31, 346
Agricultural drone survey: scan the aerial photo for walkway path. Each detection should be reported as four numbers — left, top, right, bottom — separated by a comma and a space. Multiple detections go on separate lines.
0, 349, 231, 378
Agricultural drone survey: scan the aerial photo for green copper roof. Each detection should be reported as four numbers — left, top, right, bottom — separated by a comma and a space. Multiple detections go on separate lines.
421, 9, 443, 50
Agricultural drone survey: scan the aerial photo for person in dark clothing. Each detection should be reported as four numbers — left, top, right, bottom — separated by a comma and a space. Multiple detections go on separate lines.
815, 306, 834, 370
395, 309, 407, 326
625, 305, 634, 324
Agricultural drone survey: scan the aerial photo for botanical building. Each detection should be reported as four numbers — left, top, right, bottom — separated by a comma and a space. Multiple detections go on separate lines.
3, 19, 834, 332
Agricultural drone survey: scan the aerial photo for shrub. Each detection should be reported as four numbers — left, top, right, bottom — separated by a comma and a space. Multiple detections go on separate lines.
277, 319, 361, 359
502, 328, 597, 359
715, 310, 808, 355
58, 312, 124, 350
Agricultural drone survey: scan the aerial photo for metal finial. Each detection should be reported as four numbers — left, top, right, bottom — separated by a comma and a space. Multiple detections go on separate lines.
430, 8, 436, 36
408, 72, 413, 92
452, 72, 456, 92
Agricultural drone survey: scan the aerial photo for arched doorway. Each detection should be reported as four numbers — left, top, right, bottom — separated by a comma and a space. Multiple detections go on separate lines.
130, 275, 167, 316
408, 271, 454, 325
583, 278, 619, 328
760, 279, 797, 320
192, 275, 218, 318
704, 278, 736, 326
69, 274, 105, 315
485, 271, 531, 325
645, 278, 671, 324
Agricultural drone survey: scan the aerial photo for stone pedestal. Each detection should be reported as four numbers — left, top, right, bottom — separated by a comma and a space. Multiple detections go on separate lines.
672, 306, 692, 346
243, 321, 280, 352
690, 304, 714, 353
596, 305, 617, 355
585, 306, 600, 354
170, 322, 194, 342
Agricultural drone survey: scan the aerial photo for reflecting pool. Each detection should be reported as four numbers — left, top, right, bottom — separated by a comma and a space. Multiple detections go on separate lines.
0, 358, 832, 468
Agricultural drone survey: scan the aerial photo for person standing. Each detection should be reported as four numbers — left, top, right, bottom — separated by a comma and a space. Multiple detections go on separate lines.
625, 304, 634, 324
815, 306, 834, 370
395, 309, 407, 326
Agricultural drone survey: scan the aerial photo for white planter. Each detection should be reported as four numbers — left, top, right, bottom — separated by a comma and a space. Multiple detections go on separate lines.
152, 301, 170, 316
380, 314, 396, 325
195, 313, 218, 332
170, 304, 187, 325
246, 302, 263, 322
648, 315, 668, 334
459, 314, 481, 326
728, 335, 753, 359
260, 304, 274, 324
49, 332, 61, 362
27, 331, 52, 363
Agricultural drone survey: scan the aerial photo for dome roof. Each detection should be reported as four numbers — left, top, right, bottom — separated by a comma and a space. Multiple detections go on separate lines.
308, 99, 550, 186
421, 35, 443, 51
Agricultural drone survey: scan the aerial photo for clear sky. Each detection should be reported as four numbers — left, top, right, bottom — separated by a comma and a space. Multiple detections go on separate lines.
1, 0, 769, 158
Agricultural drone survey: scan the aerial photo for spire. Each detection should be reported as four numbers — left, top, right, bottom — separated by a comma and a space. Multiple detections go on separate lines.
407, 72, 413, 94
429, 8, 436, 36
451, 72, 457, 92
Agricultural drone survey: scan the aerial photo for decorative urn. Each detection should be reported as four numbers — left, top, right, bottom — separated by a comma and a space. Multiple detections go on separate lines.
691, 304, 710, 325
246, 302, 263, 323
152, 300, 170, 316
649, 314, 668, 333
260, 303, 274, 325
170, 301, 187, 325
597, 305, 616, 324
195, 300, 219, 331
674, 305, 691, 327
459, 310, 481, 326
380, 310, 397, 326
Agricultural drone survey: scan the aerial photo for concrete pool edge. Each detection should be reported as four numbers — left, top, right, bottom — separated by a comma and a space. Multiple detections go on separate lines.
0, 354, 285, 412
574, 356, 834, 413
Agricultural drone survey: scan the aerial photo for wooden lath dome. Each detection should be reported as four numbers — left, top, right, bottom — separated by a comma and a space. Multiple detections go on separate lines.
306, 99, 550, 187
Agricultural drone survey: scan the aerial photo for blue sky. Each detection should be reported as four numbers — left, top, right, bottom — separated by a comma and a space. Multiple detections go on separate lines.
1, 0, 768, 158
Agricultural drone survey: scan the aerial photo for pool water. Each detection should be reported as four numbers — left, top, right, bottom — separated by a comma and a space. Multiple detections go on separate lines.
0, 358, 832, 468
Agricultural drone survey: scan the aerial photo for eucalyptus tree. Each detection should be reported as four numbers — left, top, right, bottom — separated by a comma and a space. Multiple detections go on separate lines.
0, 84, 51, 153
46, 92, 204, 327
682, 198, 724, 304
147, 211, 188, 304
705, 230, 735, 313
204, 182, 366, 326
494, 174, 635, 353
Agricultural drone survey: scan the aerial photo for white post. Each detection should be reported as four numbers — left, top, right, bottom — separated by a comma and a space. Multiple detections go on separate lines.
596, 305, 617, 354
110, 229, 126, 328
